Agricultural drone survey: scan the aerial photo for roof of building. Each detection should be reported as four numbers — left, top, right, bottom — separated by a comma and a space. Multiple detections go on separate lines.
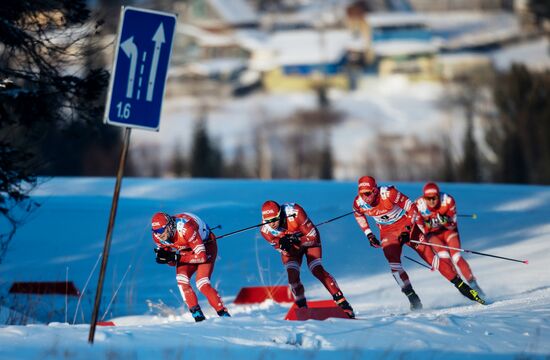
491, 37, 550, 72
206, 0, 258, 25
267, 29, 362, 66
372, 40, 438, 57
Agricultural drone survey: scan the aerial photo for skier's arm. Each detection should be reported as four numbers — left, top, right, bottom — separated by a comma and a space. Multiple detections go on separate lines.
440, 195, 458, 230
353, 201, 372, 237
353, 200, 380, 247
292, 205, 318, 246
178, 223, 207, 263
390, 189, 426, 234
260, 226, 283, 251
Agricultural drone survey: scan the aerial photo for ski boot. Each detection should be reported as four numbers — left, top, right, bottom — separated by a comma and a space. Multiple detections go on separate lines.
468, 278, 486, 297
217, 308, 231, 317
333, 291, 355, 319
402, 286, 423, 311
294, 297, 309, 319
295, 298, 308, 308
452, 276, 486, 305
189, 305, 206, 322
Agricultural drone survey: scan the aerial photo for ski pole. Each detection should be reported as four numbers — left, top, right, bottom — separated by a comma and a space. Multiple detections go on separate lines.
404, 255, 432, 270
216, 210, 357, 240
215, 215, 296, 240
314, 210, 357, 228
409, 240, 528, 264
458, 213, 477, 219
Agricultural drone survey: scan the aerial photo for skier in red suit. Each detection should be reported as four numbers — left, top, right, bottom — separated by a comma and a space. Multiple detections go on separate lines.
352, 176, 486, 310
416, 182, 485, 296
152, 212, 230, 322
259, 200, 355, 318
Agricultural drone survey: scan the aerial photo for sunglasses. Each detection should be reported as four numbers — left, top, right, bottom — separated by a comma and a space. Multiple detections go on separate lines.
264, 216, 280, 223
425, 196, 438, 201
361, 191, 373, 196
153, 226, 167, 234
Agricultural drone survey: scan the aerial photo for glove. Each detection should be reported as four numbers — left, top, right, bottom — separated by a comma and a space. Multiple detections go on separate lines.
367, 233, 381, 248
437, 214, 449, 225
287, 233, 301, 245
154, 248, 180, 264
279, 233, 301, 252
424, 219, 433, 229
398, 231, 410, 245
278, 236, 292, 252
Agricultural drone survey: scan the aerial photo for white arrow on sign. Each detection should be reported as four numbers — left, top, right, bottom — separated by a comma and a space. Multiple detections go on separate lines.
120, 36, 138, 99
146, 23, 165, 102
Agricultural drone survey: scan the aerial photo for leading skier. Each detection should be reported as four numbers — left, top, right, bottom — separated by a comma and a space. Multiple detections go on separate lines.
352, 176, 486, 310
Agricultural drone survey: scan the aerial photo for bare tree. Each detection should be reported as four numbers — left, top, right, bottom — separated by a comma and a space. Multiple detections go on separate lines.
0, 0, 110, 262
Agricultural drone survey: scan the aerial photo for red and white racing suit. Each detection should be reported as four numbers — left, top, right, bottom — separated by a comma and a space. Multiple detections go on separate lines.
153, 213, 225, 312
260, 203, 342, 303
416, 193, 475, 282
353, 186, 460, 290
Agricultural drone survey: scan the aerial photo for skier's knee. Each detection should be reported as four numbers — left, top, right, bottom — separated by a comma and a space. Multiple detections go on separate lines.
309, 260, 326, 279
177, 274, 191, 289
196, 277, 212, 292
452, 252, 462, 264
285, 261, 301, 282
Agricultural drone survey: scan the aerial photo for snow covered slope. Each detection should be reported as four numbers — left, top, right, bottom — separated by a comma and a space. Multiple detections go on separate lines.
0, 178, 549, 359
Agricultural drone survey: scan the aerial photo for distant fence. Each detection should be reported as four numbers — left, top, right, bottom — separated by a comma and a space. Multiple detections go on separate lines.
9, 281, 80, 296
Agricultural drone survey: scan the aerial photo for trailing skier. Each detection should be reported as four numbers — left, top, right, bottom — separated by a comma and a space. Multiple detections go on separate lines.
416, 182, 485, 296
151, 212, 230, 322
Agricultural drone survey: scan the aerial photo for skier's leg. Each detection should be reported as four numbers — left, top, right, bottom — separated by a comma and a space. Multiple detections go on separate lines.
195, 241, 228, 315
305, 246, 340, 294
416, 233, 457, 281
176, 264, 198, 308
416, 233, 485, 304
283, 253, 306, 307
444, 231, 485, 295
382, 229, 422, 310
382, 241, 409, 289
305, 246, 354, 318
176, 264, 205, 321
446, 231, 473, 280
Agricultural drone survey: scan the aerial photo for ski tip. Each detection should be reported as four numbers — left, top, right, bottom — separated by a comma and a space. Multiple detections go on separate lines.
523, 260, 529, 265
472, 213, 477, 219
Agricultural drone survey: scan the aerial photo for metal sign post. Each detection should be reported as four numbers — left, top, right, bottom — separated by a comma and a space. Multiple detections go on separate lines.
88, 127, 131, 343
89, 6, 176, 344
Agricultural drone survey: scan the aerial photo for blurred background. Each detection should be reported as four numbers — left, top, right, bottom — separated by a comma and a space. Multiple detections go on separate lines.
1, 0, 549, 228
2, 0, 549, 184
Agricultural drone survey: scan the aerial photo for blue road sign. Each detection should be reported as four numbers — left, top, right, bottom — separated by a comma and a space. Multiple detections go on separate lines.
104, 7, 176, 131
